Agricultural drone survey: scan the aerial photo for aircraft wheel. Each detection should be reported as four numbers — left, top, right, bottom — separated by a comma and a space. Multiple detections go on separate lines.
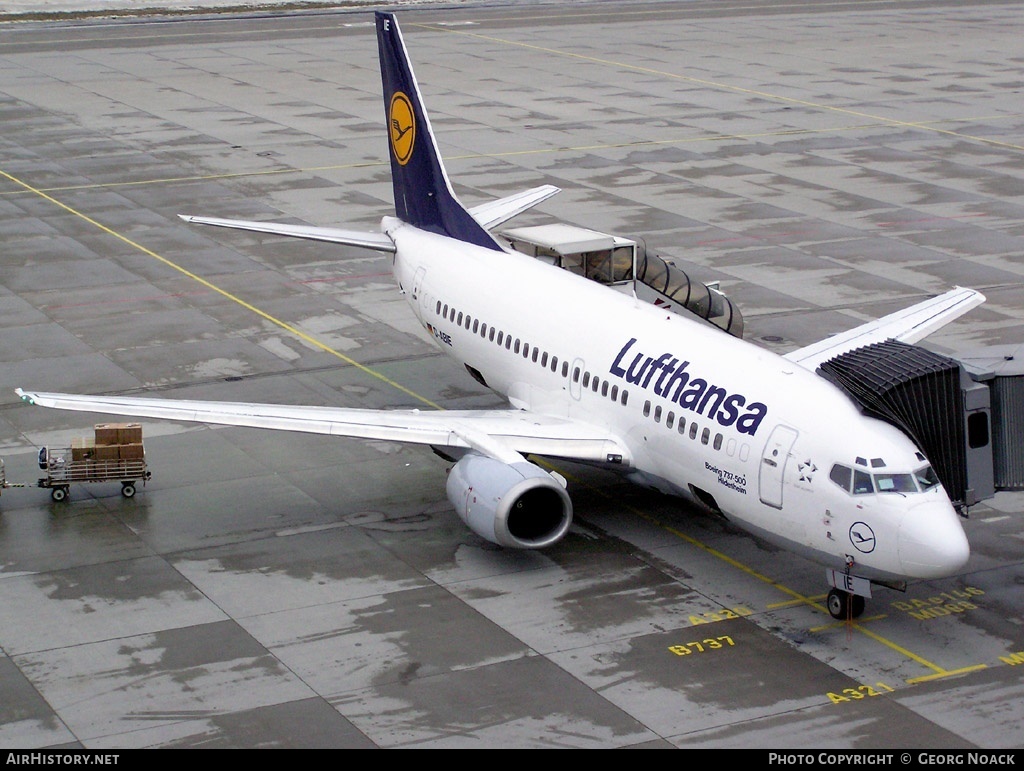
827, 588, 848, 619
827, 589, 866, 620
121, 483, 136, 498
851, 594, 865, 618
51, 486, 68, 502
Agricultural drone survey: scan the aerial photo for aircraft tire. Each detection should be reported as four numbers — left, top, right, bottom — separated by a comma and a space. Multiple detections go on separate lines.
851, 594, 865, 618
827, 588, 866, 620
827, 588, 847, 619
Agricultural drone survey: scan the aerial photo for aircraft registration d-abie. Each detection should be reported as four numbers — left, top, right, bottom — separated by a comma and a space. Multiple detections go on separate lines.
16, 11, 986, 621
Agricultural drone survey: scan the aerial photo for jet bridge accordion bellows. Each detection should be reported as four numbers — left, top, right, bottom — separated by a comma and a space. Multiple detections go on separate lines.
632, 246, 744, 338
818, 340, 967, 506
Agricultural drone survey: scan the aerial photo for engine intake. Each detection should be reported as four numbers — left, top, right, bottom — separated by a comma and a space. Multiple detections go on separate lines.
446, 453, 572, 549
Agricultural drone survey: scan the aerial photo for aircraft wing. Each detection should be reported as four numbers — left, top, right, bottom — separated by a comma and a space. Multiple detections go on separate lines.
784, 286, 985, 371
15, 389, 628, 467
468, 185, 561, 231
178, 215, 397, 253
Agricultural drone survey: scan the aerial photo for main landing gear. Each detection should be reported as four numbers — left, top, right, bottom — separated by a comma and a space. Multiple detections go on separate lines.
827, 588, 865, 620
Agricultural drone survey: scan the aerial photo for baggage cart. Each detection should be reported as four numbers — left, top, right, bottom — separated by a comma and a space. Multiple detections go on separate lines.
36, 422, 151, 501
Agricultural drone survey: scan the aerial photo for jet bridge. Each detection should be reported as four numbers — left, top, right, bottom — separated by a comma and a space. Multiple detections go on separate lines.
816, 337, 1024, 511
499, 223, 743, 338
955, 343, 1024, 493
819, 340, 973, 507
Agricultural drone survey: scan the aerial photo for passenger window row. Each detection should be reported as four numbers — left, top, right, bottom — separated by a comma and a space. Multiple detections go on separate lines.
643, 398, 725, 452
573, 365, 628, 406
436, 300, 628, 407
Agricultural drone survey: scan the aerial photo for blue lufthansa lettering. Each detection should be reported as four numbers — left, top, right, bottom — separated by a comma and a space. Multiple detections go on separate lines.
653, 357, 679, 395
609, 339, 633, 378
678, 378, 707, 410
719, 392, 745, 425
610, 338, 767, 435
737, 405, 767, 435
662, 360, 691, 399
643, 353, 674, 388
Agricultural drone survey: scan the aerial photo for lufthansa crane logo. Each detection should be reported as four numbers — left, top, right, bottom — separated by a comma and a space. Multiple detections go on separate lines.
389, 91, 415, 166
849, 522, 877, 554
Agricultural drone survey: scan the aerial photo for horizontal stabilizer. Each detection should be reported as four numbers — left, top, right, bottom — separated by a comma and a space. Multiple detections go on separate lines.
179, 214, 396, 253
470, 185, 561, 231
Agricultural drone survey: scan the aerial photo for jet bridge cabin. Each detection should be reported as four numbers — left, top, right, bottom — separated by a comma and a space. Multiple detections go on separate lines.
499, 223, 743, 338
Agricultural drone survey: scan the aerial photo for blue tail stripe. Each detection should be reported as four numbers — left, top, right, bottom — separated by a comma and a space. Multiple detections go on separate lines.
375, 12, 503, 251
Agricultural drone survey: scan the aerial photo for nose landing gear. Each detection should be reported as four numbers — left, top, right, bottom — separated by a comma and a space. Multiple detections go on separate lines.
827, 588, 866, 620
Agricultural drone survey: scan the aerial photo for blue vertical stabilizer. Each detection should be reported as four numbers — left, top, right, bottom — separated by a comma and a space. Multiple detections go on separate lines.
376, 12, 503, 251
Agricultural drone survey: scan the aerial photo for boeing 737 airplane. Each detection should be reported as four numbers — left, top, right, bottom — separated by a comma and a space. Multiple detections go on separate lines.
17, 12, 985, 621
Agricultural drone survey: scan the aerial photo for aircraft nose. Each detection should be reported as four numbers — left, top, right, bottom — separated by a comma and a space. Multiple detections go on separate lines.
897, 498, 970, 579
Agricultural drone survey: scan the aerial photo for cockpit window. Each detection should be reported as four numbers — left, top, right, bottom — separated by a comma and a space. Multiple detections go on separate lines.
830, 464, 852, 490
830, 462, 941, 496
852, 470, 874, 495
874, 473, 916, 493
915, 465, 940, 491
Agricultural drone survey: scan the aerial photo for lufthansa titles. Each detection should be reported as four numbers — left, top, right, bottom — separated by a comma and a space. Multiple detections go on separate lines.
610, 337, 768, 435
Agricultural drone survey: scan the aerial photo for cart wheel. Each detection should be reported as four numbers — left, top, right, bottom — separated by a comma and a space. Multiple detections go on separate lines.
121, 483, 136, 498
51, 487, 68, 502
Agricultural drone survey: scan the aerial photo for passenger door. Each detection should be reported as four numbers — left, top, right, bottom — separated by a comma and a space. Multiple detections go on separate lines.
759, 425, 798, 509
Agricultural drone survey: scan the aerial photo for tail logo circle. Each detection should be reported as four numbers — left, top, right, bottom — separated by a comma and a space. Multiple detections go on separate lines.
389, 92, 415, 166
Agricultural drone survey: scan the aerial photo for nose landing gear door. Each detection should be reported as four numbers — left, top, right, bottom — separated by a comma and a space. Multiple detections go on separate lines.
759, 424, 798, 509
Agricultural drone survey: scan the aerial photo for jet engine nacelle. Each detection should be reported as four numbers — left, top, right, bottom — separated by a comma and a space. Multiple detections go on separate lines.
446, 453, 572, 549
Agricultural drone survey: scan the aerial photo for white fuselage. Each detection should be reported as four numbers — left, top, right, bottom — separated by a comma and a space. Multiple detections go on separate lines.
385, 217, 970, 584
